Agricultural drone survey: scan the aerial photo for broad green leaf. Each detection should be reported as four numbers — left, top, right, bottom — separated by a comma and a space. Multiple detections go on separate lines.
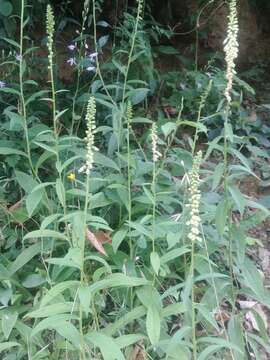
55, 178, 66, 207
215, 199, 228, 236
14, 170, 38, 193
128, 88, 149, 105
104, 306, 146, 336
9, 242, 51, 275
78, 285, 91, 314
160, 246, 190, 264
161, 122, 177, 138
26, 302, 75, 318
0, 342, 20, 353
40, 281, 79, 307
115, 334, 145, 349
26, 187, 44, 216
0, 2, 13, 16
88, 274, 149, 297
150, 251, 160, 275
2, 312, 18, 339
0, 147, 27, 157
54, 321, 81, 349
31, 314, 78, 338
228, 316, 246, 360
112, 227, 128, 253
146, 305, 161, 346
23, 229, 68, 241
228, 184, 246, 216
161, 303, 186, 318
85, 331, 125, 360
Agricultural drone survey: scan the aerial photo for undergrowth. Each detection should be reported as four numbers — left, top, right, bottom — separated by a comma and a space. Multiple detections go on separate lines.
0, 0, 270, 359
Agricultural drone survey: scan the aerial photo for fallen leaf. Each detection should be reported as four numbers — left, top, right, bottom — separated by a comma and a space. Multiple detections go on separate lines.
86, 228, 107, 256
128, 341, 146, 360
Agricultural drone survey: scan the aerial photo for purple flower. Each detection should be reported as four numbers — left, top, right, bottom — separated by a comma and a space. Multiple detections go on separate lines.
68, 44, 76, 51
88, 52, 98, 61
67, 58, 77, 66
86, 66, 96, 72
0, 81, 6, 88
16, 54, 22, 61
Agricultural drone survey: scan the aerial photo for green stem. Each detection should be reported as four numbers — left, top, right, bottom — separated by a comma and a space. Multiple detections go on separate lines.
79, 173, 90, 360
19, 0, 34, 174
190, 240, 197, 360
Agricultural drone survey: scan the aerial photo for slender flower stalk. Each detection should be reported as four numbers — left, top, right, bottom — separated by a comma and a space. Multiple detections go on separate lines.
151, 122, 160, 256
79, 97, 98, 175
224, 0, 239, 104
126, 103, 133, 258
223, 0, 239, 301
46, 4, 57, 138
79, 96, 97, 360
121, 0, 144, 104
186, 150, 202, 360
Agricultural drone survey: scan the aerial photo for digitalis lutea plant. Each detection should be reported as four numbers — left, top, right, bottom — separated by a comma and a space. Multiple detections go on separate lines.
46, 4, 58, 137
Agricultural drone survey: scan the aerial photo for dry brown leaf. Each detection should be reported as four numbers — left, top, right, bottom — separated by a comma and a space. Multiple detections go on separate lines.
8, 199, 23, 212
86, 228, 107, 256
95, 230, 112, 244
128, 342, 146, 360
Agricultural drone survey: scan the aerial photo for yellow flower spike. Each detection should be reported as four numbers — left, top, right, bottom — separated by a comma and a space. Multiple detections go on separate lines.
67, 173, 76, 181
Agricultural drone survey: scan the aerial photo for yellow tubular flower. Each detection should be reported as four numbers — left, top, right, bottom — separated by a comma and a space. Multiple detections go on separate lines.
67, 173, 76, 181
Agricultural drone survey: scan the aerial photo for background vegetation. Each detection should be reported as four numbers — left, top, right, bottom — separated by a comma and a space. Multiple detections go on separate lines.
0, 0, 270, 359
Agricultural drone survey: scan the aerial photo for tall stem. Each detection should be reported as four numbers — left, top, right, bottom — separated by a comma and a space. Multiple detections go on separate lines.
190, 240, 197, 360
19, 0, 34, 173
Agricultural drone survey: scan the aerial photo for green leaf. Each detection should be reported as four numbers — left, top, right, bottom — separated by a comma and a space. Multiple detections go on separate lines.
88, 274, 149, 298
112, 227, 128, 253
14, 170, 38, 193
215, 199, 228, 236
2, 312, 18, 339
0, 1, 13, 16
85, 331, 125, 360
0, 147, 27, 157
55, 179, 66, 207
78, 285, 91, 314
128, 88, 149, 105
26, 303, 75, 318
0, 342, 20, 353
40, 281, 79, 307
31, 314, 78, 338
104, 306, 146, 336
26, 187, 44, 216
23, 229, 68, 241
115, 334, 145, 349
228, 316, 246, 360
161, 122, 177, 138
160, 246, 190, 264
228, 184, 246, 216
54, 321, 81, 349
150, 251, 160, 275
146, 305, 161, 346
9, 242, 49, 275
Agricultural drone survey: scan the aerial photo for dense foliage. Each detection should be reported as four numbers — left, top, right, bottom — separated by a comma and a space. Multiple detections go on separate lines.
0, 0, 270, 359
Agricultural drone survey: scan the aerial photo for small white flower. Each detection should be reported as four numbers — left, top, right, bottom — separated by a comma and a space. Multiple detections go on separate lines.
16, 54, 22, 61
0, 81, 6, 88
86, 66, 96, 72
68, 44, 76, 51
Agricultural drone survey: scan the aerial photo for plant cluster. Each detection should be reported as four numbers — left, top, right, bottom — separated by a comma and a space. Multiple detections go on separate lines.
0, 0, 270, 359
